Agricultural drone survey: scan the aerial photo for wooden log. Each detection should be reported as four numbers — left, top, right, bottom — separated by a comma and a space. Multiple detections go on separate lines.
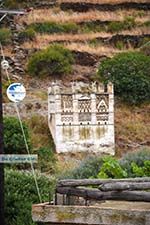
56, 187, 150, 202
57, 178, 150, 187
99, 182, 150, 191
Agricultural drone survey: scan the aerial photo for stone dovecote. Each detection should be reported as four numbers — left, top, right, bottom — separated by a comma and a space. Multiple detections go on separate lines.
48, 81, 115, 155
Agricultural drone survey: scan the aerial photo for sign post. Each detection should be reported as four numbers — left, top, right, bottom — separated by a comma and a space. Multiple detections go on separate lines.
0, 48, 4, 225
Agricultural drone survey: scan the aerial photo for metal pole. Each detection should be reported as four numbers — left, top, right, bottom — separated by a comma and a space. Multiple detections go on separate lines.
0, 48, 5, 225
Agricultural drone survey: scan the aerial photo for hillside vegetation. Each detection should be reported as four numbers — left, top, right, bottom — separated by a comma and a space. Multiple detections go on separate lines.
2, 0, 150, 155
2, 1, 150, 225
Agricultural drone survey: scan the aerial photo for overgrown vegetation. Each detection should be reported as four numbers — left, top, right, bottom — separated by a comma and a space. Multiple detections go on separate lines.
59, 156, 103, 179
5, 169, 55, 225
97, 51, 150, 105
27, 44, 74, 77
60, 148, 150, 179
4, 117, 31, 154
26, 115, 56, 173
0, 28, 11, 45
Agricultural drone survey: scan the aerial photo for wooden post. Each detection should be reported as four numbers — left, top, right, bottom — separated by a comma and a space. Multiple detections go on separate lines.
0, 52, 5, 225
99, 182, 150, 192
56, 187, 150, 202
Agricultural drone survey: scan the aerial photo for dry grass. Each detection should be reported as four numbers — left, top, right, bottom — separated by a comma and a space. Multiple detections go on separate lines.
22, 40, 130, 57
65, 42, 124, 55
120, 26, 150, 35
27, 115, 54, 149
22, 32, 110, 49
115, 103, 150, 156
58, 0, 150, 4
22, 26, 150, 50
19, 8, 150, 25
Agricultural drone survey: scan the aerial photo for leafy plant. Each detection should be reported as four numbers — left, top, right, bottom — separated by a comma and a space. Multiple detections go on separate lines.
4, 117, 31, 154
5, 169, 55, 225
119, 147, 150, 177
0, 28, 11, 45
97, 156, 127, 179
131, 161, 150, 177
97, 51, 150, 105
27, 44, 74, 77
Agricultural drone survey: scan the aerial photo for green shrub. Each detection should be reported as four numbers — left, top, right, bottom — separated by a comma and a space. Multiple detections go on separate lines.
97, 156, 127, 179
19, 28, 36, 42
4, 117, 31, 154
62, 22, 78, 33
119, 147, 150, 177
60, 156, 103, 179
27, 44, 74, 77
0, 28, 11, 45
97, 51, 150, 105
37, 147, 56, 173
5, 169, 55, 225
81, 23, 106, 33
131, 161, 150, 177
107, 17, 135, 33
30, 22, 78, 34
107, 21, 124, 33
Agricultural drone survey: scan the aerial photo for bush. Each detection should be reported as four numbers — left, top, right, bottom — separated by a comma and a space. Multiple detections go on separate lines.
30, 22, 78, 34
4, 117, 31, 154
97, 51, 150, 105
131, 161, 150, 177
0, 28, 11, 45
119, 147, 150, 177
27, 44, 74, 77
60, 156, 103, 179
5, 169, 55, 225
97, 156, 127, 179
19, 28, 36, 42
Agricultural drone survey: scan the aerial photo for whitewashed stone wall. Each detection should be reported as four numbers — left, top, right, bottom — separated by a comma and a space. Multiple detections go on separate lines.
48, 81, 115, 154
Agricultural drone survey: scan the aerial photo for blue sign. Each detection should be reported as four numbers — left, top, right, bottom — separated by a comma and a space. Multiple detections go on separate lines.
7, 83, 26, 103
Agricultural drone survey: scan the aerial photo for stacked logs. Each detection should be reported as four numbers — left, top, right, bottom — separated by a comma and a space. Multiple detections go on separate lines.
56, 178, 150, 204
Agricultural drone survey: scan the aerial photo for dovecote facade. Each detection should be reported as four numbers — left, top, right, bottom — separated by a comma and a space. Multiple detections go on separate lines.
48, 81, 115, 154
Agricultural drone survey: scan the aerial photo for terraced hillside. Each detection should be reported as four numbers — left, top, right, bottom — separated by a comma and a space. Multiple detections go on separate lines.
1, 0, 150, 156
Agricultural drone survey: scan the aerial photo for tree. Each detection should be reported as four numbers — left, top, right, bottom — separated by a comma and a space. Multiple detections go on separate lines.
97, 52, 150, 105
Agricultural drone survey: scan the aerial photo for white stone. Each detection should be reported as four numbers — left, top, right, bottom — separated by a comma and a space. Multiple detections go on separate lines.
48, 82, 115, 155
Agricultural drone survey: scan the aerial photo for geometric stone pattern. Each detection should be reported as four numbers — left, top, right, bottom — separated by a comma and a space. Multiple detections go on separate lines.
48, 81, 115, 154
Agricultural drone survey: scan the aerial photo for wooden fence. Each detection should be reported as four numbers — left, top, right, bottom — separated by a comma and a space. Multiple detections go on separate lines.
55, 178, 150, 205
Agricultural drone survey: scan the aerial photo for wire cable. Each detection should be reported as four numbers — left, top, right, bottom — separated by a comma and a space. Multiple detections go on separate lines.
0, 42, 42, 203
